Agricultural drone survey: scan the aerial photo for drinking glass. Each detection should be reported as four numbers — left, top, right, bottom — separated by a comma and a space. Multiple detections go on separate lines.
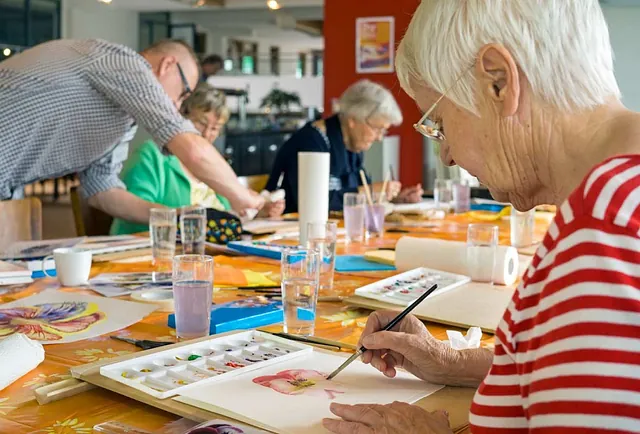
466, 224, 499, 283
180, 206, 206, 255
307, 221, 338, 291
510, 208, 535, 248
452, 181, 471, 213
343, 192, 365, 243
434, 179, 453, 210
172, 255, 214, 340
150, 208, 177, 272
280, 248, 320, 336
364, 192, 386, 238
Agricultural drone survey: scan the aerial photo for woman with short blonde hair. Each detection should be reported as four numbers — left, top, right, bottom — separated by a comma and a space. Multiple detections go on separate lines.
323, 1, 640, 433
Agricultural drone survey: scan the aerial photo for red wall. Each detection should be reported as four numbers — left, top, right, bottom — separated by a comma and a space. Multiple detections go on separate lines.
324, 0, 422, 186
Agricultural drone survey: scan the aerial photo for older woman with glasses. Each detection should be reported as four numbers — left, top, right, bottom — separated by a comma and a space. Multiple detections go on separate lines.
111, 83, 284, 235
324, 1, 640, 433
265, 79, 424, 214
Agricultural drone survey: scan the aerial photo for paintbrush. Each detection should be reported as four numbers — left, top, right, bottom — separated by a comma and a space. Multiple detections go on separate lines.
263, 331, 357, 351
380, 169, 391, 204
276, 171, 285, 189
326, 283, 439, 380
389, 164, 396, 181
216, 285, 281, 291
359, 169, 382, 233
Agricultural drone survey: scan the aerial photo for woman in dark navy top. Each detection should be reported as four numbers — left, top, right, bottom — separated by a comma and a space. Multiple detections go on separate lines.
265, 80, 424, 213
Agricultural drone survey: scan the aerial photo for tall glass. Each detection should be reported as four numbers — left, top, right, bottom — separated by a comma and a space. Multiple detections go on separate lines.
180, 206, 206, 255
364, 192, 386, 238
150, 208, 177, 272
434, 179, 453, 210
281, 248, 320, 336
466, 224, 499, 283
307, 221, 338, 291
343, 192, 365, 243
452, 181, 471, 213
510, 208, 535, 248
172, 255, 214, 340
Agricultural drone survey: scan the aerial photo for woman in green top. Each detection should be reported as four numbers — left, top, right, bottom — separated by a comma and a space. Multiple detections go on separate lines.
111, 83, 285, 235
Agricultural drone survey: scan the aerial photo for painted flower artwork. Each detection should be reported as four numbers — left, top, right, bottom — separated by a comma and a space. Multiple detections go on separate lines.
0, 302, 105, 341
252, 369, 345, 400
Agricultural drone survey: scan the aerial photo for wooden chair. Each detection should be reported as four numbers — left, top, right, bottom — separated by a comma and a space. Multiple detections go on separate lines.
70, 187, 114, 236
238, 174, 269, 193
0, 198, 43, 247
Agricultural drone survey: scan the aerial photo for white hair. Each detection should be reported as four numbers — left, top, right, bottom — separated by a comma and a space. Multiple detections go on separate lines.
338, 79, 403, 125
396, 0, 621, 115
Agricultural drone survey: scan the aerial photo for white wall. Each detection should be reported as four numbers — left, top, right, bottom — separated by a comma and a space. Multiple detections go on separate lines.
61, 0, 139, 49
603, 6, 640, 112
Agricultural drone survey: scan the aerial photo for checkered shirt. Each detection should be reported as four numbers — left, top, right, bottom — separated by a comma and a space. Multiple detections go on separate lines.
0, 39, 198, 199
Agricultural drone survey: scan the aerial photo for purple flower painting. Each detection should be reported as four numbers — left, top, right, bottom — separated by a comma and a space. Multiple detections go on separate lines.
252, 369, 345, 400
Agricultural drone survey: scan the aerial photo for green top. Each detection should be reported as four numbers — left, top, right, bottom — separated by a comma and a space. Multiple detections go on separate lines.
110, 140, 231, 235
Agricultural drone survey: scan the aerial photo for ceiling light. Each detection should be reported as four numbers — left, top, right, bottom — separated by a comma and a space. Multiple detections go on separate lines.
3, 48, 11, 56
97, 0, 112, 3
267, 0, 281, 10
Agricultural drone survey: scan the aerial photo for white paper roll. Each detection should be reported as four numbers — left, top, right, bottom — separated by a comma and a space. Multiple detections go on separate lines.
298, 152, 330, 245
0, 333, 45, 391
395, 237, 520, 285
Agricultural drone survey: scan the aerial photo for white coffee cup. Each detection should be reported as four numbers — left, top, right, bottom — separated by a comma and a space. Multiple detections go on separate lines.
43, 248, 92, 286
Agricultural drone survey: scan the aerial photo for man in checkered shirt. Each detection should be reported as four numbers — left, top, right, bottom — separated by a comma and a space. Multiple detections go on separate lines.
0, 39, 264, 222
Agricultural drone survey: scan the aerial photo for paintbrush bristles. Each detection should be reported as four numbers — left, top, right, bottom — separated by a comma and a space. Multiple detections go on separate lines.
359, 170, 375, 207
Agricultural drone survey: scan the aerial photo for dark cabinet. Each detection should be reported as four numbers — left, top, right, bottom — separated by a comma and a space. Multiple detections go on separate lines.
225, 130, 293, 176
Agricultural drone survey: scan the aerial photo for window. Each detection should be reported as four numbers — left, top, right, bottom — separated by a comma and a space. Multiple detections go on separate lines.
0, 0, 60, 48
270, 46, 280, 76
241, 55, 254, 74
296, 52, 307, 78
312, 50, 324, 77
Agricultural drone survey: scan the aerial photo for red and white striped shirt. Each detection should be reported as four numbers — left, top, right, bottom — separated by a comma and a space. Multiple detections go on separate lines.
470, 156, 640, 433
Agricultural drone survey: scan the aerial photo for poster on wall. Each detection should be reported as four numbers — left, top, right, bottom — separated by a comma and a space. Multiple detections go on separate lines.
356, 16, 395, 74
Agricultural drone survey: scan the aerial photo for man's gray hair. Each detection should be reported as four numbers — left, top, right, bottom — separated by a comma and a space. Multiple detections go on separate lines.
338, 79, 403, 125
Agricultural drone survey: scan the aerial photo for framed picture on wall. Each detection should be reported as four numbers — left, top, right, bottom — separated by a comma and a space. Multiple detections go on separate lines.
356, 16, 395, 74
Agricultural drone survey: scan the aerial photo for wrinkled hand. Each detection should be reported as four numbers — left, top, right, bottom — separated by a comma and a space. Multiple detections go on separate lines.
394, 184, 424, 204
358, 310, 459, 384
229, 187, 265, 217
257, 199, 285, 218
323, 402, 452, 434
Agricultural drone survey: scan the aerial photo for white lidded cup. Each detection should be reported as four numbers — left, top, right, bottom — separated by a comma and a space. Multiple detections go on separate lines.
42, 248, 92, 286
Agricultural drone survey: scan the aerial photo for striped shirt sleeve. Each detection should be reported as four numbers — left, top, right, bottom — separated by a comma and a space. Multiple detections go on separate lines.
86, 46, 198, 148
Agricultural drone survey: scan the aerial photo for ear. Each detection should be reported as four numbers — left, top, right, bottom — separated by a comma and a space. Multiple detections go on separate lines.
157, 55, 177, 78
477, 44, 520, 117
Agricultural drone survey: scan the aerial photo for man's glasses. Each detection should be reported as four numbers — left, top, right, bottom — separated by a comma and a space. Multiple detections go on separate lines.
177, 62, 192, 101
413, 64, 474, 142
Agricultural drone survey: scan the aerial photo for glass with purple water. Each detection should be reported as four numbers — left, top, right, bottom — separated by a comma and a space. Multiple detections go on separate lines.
364, 193, 386, 238
172, 255, 214, 340
281, 248, 320, 336
343, 192, 366, 243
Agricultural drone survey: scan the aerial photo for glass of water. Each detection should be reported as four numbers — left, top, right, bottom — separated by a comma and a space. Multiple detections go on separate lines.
452, 181, 471, 213
466, 224, 499, 283
364, 192, 386, 238
173, 255, 214, 340
180, 206, 206, 255
307, 221, 338, 292
281, 248, 320, 336
434, 179, 453, 210
510, 208, 535, 248
343, 192, 366, 243
150, 208, 177, 272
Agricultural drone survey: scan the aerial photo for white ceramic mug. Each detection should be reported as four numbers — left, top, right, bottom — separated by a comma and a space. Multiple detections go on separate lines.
43, 248, 92, 286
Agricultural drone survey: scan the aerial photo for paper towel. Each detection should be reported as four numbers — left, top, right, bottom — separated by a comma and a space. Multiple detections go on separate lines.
395, 237, 520, 285
446, 327, 482, 350
298, 152, 330, 245
0, 333, 45, 391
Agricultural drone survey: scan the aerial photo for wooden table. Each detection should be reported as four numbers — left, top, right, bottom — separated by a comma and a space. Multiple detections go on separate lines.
0, 211, 551, 434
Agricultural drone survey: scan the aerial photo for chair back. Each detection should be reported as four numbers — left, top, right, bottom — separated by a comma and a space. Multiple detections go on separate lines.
70, 187, 114, 236
238, 174, 269, 193
0, 198, 42, 247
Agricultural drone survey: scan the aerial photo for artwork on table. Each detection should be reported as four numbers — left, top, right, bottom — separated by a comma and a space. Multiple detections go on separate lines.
0, 291, 156, 344
187, 419, 269, 434
90, 272, 172, 286
0, 238, 82, 260
90, 282, 171, 298
356, 16, 395, 73
176, 350, 443, 434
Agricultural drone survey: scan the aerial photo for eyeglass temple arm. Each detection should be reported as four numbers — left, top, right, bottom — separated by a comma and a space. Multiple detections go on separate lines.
416, 63, 474, 125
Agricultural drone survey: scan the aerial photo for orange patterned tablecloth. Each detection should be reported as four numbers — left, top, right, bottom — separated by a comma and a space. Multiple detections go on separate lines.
0, 212, 551, 434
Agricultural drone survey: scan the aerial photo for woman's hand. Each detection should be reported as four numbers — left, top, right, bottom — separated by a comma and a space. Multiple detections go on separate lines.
257, 199, 285, 218
393, 184, 424, 203
323, 402, 452, 434
358, 310, 460, 384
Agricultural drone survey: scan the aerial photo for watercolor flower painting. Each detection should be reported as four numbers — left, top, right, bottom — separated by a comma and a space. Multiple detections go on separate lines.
253, 369, 345, 400
0, 302, 105, 341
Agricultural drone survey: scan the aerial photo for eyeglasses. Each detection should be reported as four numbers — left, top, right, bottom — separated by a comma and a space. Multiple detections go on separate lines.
177, 62, 192, 101
364, 103, 389, 137
413, 64, 474, 142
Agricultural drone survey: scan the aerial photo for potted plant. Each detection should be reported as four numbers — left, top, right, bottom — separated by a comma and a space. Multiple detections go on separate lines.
260, 88, 301, 113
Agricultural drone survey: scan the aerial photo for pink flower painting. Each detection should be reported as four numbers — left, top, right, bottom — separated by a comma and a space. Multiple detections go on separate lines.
0, 302, 105, 341
252, 369, 345, 400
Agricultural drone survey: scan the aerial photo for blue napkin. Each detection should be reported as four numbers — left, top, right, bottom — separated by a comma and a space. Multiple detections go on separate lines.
335, 255, 396, 272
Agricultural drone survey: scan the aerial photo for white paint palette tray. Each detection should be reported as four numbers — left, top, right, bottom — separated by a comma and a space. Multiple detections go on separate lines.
100, 330, 311, 399
354, 267, 471, 306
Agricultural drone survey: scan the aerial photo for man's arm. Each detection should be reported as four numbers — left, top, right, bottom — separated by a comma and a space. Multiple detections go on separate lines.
88, 188, 162, 223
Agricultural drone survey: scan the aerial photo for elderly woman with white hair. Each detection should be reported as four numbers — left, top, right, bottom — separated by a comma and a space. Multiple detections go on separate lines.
265, 80, 424, 213
324, 1, 640, 433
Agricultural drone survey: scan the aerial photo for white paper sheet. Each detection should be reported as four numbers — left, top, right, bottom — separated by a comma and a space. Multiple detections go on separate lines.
0, 291, 156, 344
176, 350, 443, 434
